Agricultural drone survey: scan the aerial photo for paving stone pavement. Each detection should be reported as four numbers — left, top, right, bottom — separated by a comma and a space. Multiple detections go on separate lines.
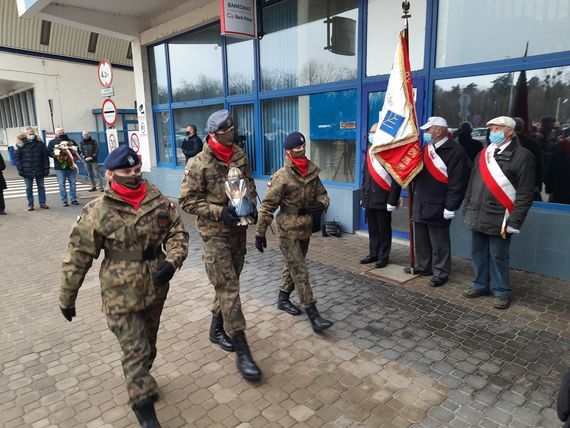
1, 180, 570, 427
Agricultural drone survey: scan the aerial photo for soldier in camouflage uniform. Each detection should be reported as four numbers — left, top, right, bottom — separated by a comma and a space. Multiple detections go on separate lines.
59, 145, 189, 428
179, 110, 261, 382
255, 132, 333, 333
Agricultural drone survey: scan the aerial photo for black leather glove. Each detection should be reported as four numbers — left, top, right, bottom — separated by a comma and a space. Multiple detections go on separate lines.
251, 205, 258, 224
60, 307, 76, 322
255, 236, 267, 253
309, 202, 325, 216
221, 206, 239, 228
154, 261, 176, 284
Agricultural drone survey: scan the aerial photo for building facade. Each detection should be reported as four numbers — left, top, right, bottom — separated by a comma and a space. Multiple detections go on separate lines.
18, 0, 570, 279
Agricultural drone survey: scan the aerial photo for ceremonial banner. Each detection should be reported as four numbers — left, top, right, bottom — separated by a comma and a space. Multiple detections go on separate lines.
371, 30, 422, 187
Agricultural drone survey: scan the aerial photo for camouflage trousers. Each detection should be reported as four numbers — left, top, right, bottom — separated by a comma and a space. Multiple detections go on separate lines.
105, 295, 167, 405
279, 237, 315, 308
202, 234, 246, 336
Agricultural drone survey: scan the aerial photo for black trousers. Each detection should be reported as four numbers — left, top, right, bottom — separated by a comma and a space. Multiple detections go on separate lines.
414, 222, 451, 280
0, 188, 4, 213
366, 209, 392, 263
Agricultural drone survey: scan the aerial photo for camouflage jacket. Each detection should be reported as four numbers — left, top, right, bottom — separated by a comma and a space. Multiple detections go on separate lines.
256, 158, 330, 240
178, 139, 257, 237
59, 181, 189, 315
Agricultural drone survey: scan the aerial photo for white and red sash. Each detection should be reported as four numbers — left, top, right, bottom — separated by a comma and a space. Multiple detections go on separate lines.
479, 145, 516, 231
423, 144, 448, 184
367, 148, 392, 191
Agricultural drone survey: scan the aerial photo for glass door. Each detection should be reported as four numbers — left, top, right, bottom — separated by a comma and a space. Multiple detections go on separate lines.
360, 79, 425, 238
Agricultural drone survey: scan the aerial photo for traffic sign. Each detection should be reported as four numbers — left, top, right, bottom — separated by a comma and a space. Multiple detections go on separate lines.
97, 59, 113, 88
100, 87, 115, 98
128, 131, 140, 153
106, 129, 119, 153
102, 98, 117, 127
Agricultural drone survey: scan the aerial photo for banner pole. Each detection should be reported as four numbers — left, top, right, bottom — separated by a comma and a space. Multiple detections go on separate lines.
402, 1, 415, 274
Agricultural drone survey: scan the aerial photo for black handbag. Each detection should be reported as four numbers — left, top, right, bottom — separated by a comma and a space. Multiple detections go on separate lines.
321, 219, 342, 237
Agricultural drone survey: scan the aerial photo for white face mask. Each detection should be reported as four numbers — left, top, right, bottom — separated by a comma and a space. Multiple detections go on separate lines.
368, 133, 375, 144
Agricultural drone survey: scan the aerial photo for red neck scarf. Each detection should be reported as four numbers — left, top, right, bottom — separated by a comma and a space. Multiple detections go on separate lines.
208, 137, 234, 165
111, 181, 147, 210
286, 152, 309, 177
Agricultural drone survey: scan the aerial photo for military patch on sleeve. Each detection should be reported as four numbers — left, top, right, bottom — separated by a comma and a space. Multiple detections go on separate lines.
76, 214, 81, 223
170, 202, 176, 209
158, 214, 171, 229
267, 180, 272, 188
184, 169, 189, 176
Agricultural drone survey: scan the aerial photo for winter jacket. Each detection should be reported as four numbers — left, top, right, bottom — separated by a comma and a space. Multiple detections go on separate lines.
47, 135, 78, 170
14, 134, 50, 179
181, 134, 203, 160
361, 157, 401, 210
179, 137, 257, 237
412, 138, 469, 226
0, 152, 6, 190
463, 139, 535, 236
256, 158, 330, 240
545, 139, 570, 204
79, 137, 99, 163
517, 133, 542, 193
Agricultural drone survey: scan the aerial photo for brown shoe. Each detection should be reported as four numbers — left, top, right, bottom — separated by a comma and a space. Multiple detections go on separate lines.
40, 204, 50, 209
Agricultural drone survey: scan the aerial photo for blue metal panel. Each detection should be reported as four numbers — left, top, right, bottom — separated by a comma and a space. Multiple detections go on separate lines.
309, 91, 357, 140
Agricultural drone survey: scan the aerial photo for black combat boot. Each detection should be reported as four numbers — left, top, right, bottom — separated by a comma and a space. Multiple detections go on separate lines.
305, 303, 333, 333
277, 290, 301, 315
132, 397, 161, 428
232, 331, 261, 382
209, 313, 234, 352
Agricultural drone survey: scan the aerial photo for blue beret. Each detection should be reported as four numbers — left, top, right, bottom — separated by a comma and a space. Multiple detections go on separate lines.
207, 109, 234, 133
104, 144, 140, 170
283, 132, 306, 150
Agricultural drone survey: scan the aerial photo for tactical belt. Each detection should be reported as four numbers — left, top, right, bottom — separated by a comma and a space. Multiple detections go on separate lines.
105, 246, 163, 261
280, 206, 310, 215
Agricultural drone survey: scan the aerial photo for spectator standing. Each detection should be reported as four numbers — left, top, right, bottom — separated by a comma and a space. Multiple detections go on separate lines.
79, 131, 104, 192
47, 128, 79, 207
513, 117, 543, 201
536, 116, 557, 194
463, 116, 535, 309
546, 129, 570, 204
181, 125, 203, 164
14, 127, 50, 211
360, 123, 401, 268
456, 122, 483, 167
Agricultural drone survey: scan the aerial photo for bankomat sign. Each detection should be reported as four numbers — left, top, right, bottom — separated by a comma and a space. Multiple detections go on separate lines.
220, 0, 256, 39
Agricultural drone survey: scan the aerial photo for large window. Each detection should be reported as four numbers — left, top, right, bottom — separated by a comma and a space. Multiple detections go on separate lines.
168, 25, 223, 102
366, 0, 426, 76
437, 0, 570, 68
227, 38, 255, 95
433, 65, 570, 204
149, 44, 169, 104
261, 89, 357, 182
260, 0, 358, 91
172, 104, 223, 166
0, 89, 37, 129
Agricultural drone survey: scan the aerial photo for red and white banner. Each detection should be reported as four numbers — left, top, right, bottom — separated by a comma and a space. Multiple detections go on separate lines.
479, 145, 516, 231
423, 144, 448, 184
367, 147, 392, 191
370, 30, 422, 187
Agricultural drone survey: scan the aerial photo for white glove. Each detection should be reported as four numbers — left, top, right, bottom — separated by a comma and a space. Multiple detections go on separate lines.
387, 204, 397, 212
443, 209, 455, 220
506, 226, 520, 234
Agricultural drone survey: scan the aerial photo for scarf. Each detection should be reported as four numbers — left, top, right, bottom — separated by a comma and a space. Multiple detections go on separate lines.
286, 152, 309, 177
209, 137, 234, 165
111, 181, 147, 210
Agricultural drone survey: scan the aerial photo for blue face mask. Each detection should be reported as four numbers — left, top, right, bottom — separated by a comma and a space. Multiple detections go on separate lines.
489, 131, 505, 145
424, 133, 433, 144
26, 135, 35, 141
368, 133, 375, 144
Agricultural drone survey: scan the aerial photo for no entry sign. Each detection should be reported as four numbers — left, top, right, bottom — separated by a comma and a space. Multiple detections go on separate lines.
102, 98, 117, 127
97, 59, 113, 88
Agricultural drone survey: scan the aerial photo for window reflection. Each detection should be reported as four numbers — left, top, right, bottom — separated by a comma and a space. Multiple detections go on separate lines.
227, 38, 254, 95
261, 89, 357, 183
168, 25, 223, 102
433, 66, 570, 204
149, 44, 169, 104
155, 111, 172, 164
260, 0, 358, 91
